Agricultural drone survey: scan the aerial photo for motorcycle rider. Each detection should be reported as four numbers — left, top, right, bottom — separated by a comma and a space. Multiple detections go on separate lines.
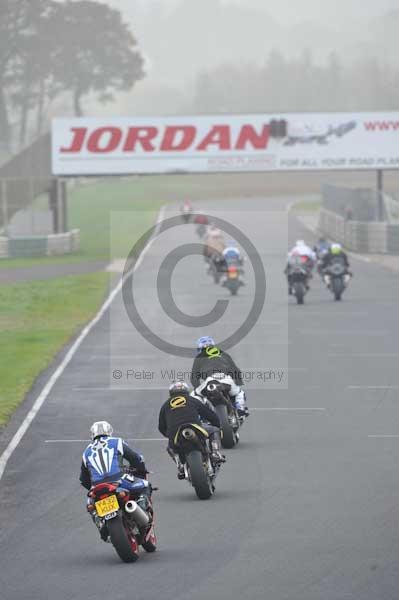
203, 224, 226, 274
285, 239, 316, 294
320, 242, 351, 273
194, 212, 209, 238
191, 336, 249, 417
313, 237, 330, 259
80, 421, 151, 541
222, 243, 244, 266
158, 381, 224, 479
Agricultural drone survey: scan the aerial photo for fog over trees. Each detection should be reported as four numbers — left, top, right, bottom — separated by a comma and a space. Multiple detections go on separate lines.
0, 0, 144, 155
1, 0, 398, 156
109, 0, 399, 116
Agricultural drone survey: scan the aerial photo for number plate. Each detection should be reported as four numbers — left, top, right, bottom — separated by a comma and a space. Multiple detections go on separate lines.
95, 495, 119, 517
228, 272, 238, 279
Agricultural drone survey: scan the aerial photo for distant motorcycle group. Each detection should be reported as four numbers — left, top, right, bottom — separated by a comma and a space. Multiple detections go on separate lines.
179, 201, 245, 296
80, 335, 249, 563
285, 238, 353, 304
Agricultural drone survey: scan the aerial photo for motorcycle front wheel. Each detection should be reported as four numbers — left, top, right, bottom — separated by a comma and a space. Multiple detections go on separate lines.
332, 277, 343, 301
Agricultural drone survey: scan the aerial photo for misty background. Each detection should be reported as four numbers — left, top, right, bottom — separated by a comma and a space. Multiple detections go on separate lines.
106, 0, 399, 115
1, 0, 399, 157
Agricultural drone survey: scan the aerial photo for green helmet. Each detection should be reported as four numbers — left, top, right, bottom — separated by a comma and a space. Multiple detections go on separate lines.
330, 243, 342, 255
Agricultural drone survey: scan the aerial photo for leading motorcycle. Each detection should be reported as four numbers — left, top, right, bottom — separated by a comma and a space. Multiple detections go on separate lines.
86, 469, 157, 563
323, 262, 351, 301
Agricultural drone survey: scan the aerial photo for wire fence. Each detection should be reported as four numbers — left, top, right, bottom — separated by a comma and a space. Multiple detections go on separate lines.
322, 184, 384, 222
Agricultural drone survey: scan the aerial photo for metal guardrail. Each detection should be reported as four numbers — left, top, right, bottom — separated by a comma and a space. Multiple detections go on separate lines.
322, 184, 384, 222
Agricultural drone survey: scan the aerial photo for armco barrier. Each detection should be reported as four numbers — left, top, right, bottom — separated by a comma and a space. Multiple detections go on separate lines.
387, 225, 399, 253
0, 237, 8, 258
318, 209, 392, 253
0, 229, 80, 259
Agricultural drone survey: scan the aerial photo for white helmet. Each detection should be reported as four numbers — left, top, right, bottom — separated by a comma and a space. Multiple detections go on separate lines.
90, 421, 113, 440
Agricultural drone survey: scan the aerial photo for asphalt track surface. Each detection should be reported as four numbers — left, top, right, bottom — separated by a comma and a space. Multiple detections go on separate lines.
1, 197, 399, 600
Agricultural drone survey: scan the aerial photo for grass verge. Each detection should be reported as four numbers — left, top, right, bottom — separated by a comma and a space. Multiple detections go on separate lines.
0, 272, 109, 427
291, 200, 321, 213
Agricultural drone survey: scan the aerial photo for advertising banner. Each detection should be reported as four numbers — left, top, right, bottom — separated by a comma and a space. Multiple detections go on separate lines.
52, 113, 399, 175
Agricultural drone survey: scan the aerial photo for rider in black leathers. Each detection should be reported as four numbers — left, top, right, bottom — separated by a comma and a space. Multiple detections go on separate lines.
158, 382, 224, 478
191, 338, 243, 388
320, 243, 350, 272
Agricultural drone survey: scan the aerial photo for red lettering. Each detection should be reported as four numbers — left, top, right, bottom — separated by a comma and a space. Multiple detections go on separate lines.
196, 126, 231, 151
160, 126, 197, 151
87, 127, 122, 153
60, 127, 87, 153
235, 125, 270, 150
123, 127, 158, 152
365, 121, 399, 131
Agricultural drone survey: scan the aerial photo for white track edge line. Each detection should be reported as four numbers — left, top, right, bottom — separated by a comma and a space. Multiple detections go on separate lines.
0, 205, 166, 481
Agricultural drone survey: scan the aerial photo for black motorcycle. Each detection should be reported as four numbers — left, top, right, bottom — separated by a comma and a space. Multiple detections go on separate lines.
196, 223, 206, 238
288, 256, 309, 305
174, 424, 222, 500
201, 379, 240, 449
208, 253, 224, 284
222, 263, 244, 296
323, 261, 350, 301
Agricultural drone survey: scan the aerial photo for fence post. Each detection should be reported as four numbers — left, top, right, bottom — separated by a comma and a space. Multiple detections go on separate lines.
377, 169, 384, 221
1, 179, 8, 236
61, 179, 67, 233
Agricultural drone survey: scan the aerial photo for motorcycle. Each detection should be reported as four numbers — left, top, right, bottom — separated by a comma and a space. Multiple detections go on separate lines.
222, 263, 243, 296
207, 253, 224, 284
288, 256, 309, 305
174, 424, 222, 500
200, 378, 241, 449
181, 204, 192, 223
196, 223, 206, 238
86, 469, 157, 563
323, 262, 351, 301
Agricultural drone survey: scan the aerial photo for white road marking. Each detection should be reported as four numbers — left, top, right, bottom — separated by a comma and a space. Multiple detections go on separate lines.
300, 330, 388, 336
72, 386, 167, 392
0, 206, 166, 482
348, 386, 399, 390
329, 354, 399, 358
251, 407, 325, 411
368, 435, 399, 439
45, 438, 164, 443
289, 311, 369, 317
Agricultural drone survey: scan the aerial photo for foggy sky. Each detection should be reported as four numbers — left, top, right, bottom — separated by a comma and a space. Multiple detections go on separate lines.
112, 0, 397, 26
87, 0, 399, 116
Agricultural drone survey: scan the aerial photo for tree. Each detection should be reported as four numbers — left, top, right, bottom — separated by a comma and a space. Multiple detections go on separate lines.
50, 0, 145, 116
10, 0, 61, 146
0, 0, 31, 152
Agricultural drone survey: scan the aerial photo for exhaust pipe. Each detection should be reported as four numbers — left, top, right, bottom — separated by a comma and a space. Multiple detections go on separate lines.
182, 428, 195, 440
125, 500, 149, 528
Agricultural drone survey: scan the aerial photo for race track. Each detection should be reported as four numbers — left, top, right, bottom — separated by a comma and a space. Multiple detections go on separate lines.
1, 197, 399, 600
